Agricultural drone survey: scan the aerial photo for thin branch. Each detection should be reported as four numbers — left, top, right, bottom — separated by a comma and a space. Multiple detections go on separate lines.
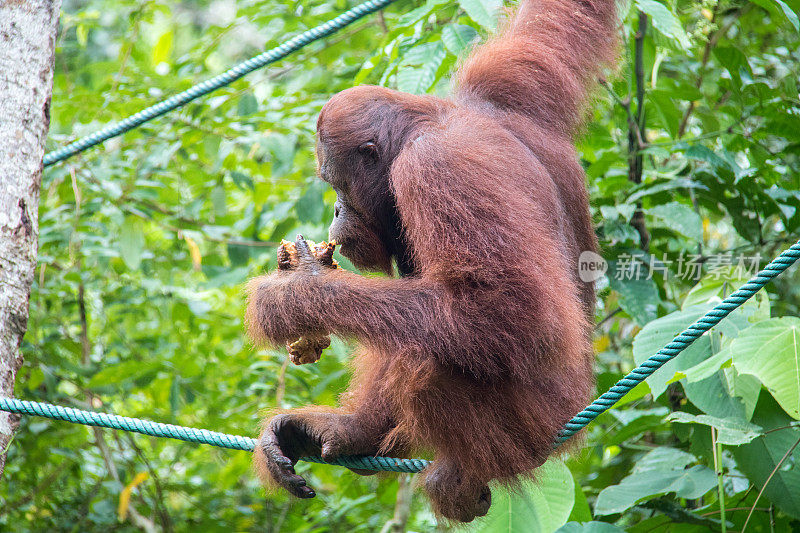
645, 124, 739, 148
600, 79, 646, 148
271, 500, 292, 533
763, 422, 800, 434
742, 435, 800, 533
629, 11, 650, 251
380, 474, 413, 533
595, 307, 622, 330
711, 426, 726, 533
119, 432, 174, 532
677, 3, 751, 138
377, 10, 388, 33
700, 507, 770, 517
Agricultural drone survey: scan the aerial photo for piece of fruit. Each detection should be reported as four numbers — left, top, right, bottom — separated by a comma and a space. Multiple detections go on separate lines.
286, 335, 331, 365
277, 239, 339, 270
277, 239, 339, 364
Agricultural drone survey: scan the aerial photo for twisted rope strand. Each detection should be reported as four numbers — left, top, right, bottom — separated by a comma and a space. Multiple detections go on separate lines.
2, 239, 798, 471
556, 239, 800, 444
42, 0, 399, 167
0, 397, 430, 472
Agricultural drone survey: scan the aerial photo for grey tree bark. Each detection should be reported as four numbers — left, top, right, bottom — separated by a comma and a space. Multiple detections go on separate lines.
0, 0, 61, 478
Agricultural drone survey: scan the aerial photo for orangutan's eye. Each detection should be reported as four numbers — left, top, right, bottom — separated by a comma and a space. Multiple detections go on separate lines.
358, 141, 379, 161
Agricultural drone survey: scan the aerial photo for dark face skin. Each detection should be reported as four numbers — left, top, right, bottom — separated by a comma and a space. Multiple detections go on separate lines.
315, 94, 415, 276
313, 84, 447, 276
315, 140, 392, 274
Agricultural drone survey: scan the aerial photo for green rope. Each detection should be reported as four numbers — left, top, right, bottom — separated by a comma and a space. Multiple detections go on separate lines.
2, 239, 798, 472
0, 397, 428, 473
42, 0, 399, 167
557, 238, 800, 444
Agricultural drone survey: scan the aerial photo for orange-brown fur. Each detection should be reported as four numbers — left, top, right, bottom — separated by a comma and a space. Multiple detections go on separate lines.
246, 0, 618, 522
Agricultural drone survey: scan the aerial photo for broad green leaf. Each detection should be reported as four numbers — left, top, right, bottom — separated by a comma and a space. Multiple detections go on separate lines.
682, 269, 771, 329
229, 170, 254, 190
773, 0, 800, 30
713, 46, 753, 87
726, 368, 761, 420
685, 371, 750, 420
666, 412, 763, 444
685, 144, 732, 170
467, 459, 574, 533
119, 216, 145, 270
750, 0, 800, 31
685, 144, 746, 179
732, 393, 800, 519
595, 463, 716, 515
648, 202, 703, 241
678, 341, 760, 418
680, 348, 732, 383
606, 408, 669, 445
88, 360, 156, 387
626, 178, 709, 204
458, 0, 502, 29
442, 24, 479, 55
237, 93, 258, 116
634, 0, 691, 49
732, 317, 800, 419
568, 480, 592, 522
397, 0, 451, 26
632, 447, 696, 473
606, 258, 660, 325
402, 41, 444, 66
648, 90, 681, 138
264, 133, 297, 177
684, 272, 746, 309
681, 321, 755, 419
397, 42, 446, 94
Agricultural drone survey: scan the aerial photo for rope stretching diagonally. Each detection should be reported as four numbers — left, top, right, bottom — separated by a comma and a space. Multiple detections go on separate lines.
0, 397, 427, 473
3, 239, 799, 472
42, 0, 399, 167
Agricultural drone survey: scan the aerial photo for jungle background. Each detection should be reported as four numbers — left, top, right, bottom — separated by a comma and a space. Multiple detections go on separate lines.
2, 0, 800, 531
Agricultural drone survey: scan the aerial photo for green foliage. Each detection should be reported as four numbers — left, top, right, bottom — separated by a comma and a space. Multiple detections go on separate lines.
594, 449, 717, 516
635, 0, 692, 49
467, 460, 575, 533
732, 318, 800, 418
457, 0, 502, 29
3, 0, 800, 531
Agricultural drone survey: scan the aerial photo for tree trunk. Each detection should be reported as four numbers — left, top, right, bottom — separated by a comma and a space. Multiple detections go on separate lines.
0, 0, 61, 478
